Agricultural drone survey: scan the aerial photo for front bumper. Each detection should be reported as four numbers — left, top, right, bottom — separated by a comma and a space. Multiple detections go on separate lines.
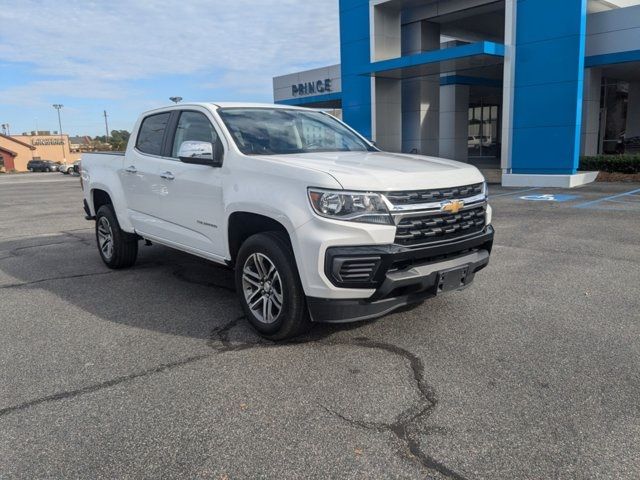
307, 225, 493, 323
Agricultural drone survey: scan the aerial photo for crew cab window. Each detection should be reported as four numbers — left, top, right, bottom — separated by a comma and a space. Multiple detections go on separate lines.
136, 112, 170, 156
171, 111, 219, 157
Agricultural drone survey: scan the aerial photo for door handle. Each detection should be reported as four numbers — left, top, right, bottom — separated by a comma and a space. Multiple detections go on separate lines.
160, 171, 175, 180
124, 165, 137, 174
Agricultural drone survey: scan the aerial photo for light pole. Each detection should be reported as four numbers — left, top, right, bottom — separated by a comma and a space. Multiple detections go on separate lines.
103, 110, 110, 145
169, 96, 182, 104
52, 104, 66, 162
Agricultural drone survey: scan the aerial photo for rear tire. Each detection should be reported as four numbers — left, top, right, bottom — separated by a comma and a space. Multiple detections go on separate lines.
235, 231, 311, 340
95, 205, 138, 269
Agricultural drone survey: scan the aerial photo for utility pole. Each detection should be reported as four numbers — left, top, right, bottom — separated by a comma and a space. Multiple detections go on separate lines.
52, 104, 66, 162
169, 96, 183, 104
103, 110, 110, 144
1, 123, 9, 135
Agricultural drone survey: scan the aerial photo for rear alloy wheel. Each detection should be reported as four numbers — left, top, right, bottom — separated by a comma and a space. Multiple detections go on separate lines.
97, 216, 114, 261
235, 231, 311, 340
95, 205, 138, 269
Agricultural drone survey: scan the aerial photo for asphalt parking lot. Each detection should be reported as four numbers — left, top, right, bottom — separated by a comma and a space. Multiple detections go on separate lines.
1, 173, 639, 479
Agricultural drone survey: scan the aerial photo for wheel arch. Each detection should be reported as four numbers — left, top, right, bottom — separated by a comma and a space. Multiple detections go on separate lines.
87, 180, 135, 233
227, 211, 291, 265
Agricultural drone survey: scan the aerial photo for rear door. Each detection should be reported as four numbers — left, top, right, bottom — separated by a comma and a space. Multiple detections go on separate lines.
120, 111, 172, 238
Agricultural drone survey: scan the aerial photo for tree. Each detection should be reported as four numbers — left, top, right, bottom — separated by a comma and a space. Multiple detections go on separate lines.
93, 130, 131, 151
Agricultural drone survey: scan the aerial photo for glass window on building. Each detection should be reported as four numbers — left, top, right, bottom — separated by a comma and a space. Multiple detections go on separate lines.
600, 78, 628, 154
468, 102, 500, 159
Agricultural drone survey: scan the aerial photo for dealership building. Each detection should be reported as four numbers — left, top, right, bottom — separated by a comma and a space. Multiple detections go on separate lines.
273, 0, 640, 187
0, 132, 81, 172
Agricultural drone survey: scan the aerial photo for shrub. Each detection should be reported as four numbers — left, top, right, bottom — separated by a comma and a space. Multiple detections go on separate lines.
579, 155, 640, 174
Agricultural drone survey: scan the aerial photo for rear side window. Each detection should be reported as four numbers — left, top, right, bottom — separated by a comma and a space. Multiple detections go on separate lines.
136, 113, 170, 156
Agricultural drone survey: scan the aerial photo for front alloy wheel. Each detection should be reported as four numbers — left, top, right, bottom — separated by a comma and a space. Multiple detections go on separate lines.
242, 253, 284, 324
234, 231, 311, 340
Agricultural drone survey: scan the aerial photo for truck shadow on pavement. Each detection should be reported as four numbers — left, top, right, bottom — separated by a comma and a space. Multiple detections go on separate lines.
0, 228, 469, 479
0, 228, 419, 342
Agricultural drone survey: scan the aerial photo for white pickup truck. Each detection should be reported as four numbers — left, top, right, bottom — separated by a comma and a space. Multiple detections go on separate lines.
81, 103, 493, 339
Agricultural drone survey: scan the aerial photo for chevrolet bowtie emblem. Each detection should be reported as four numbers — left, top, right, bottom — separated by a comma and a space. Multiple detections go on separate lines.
441, 199, 464, 214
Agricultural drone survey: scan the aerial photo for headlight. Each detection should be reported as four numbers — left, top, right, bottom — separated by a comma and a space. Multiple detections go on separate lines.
308, 188, 392, 225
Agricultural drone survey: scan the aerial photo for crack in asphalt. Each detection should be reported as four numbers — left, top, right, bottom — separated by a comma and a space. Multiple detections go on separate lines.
60, 229, 94, 246
0, 229, 92, 260
206, 319, 468, 479
0, 270, 116, 289
0, 313, 464, 479
0, 233, 463, 478
0, 353, 213, 418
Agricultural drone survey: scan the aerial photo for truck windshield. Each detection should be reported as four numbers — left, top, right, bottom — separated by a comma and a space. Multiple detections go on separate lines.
217, 108, 376, 155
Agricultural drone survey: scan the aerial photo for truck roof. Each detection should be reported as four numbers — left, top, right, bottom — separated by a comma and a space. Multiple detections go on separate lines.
141, 102, 310, 116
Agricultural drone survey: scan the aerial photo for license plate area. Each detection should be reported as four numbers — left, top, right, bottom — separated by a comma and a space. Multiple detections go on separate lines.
436, 265, 470, 294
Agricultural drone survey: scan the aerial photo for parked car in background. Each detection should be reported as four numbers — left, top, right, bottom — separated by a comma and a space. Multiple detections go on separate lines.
59, 160, 80, 174
27, 160, 60, 172
468, 136, 481, 149
81, 103, 493, 339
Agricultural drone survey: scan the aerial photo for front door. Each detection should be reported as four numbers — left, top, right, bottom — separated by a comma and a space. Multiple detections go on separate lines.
156, 109, 226, 257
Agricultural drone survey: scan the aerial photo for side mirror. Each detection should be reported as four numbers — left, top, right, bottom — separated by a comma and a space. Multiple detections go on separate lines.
178, 140, 223, 167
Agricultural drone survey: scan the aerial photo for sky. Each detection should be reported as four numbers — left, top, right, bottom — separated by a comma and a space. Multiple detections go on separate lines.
0, 0, 340, 136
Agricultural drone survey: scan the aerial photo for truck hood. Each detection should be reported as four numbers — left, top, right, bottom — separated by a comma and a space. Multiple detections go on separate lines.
261, 151, 485, 191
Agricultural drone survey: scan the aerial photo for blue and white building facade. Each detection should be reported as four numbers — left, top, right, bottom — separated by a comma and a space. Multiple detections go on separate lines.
273, 0, 640, 187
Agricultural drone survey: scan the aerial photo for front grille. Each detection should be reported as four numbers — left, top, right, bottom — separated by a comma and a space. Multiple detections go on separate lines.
333, 256, 381, 283
385, 183, 483, 205
394, 206, 486, 245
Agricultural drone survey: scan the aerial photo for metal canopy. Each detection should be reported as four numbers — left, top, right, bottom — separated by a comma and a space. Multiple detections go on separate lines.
360, 41, 505, 79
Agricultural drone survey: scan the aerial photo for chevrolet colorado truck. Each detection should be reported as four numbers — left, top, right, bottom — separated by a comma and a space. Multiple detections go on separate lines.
81, 103, 494, 339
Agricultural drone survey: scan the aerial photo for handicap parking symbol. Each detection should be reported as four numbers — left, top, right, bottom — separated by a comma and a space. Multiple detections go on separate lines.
519, 193, 580, 202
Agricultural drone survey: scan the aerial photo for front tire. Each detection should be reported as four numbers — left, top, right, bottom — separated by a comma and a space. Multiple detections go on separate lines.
95, 205, 138, 269
235, 231, 311, 340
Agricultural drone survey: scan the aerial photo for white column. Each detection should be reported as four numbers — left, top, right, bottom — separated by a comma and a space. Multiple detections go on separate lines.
626, 82, 640, 139
500, 0, 517, 171
375, 77, 402, 152
401, 21, 440, 155
371, 2, 400, 61
370, 2, 401, 151
439, 84, 469, 161
402, 78, 440, 155
581, 68, 602, 156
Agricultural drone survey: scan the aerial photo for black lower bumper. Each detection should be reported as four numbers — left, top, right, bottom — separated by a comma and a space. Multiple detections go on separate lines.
307, 226, 493, 323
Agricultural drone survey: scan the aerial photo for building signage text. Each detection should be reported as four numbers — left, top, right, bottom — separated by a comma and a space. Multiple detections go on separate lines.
32, 138, 65, 146
292, 79, 332, 97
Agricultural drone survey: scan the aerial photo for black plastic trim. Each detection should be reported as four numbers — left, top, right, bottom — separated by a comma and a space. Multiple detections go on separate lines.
83, 199, 95, 220
308, 248, 491, 323
324, 225, 494, 289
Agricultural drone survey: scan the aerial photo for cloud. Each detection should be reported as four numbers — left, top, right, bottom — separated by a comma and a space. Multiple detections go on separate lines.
0, 0, 339, 104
